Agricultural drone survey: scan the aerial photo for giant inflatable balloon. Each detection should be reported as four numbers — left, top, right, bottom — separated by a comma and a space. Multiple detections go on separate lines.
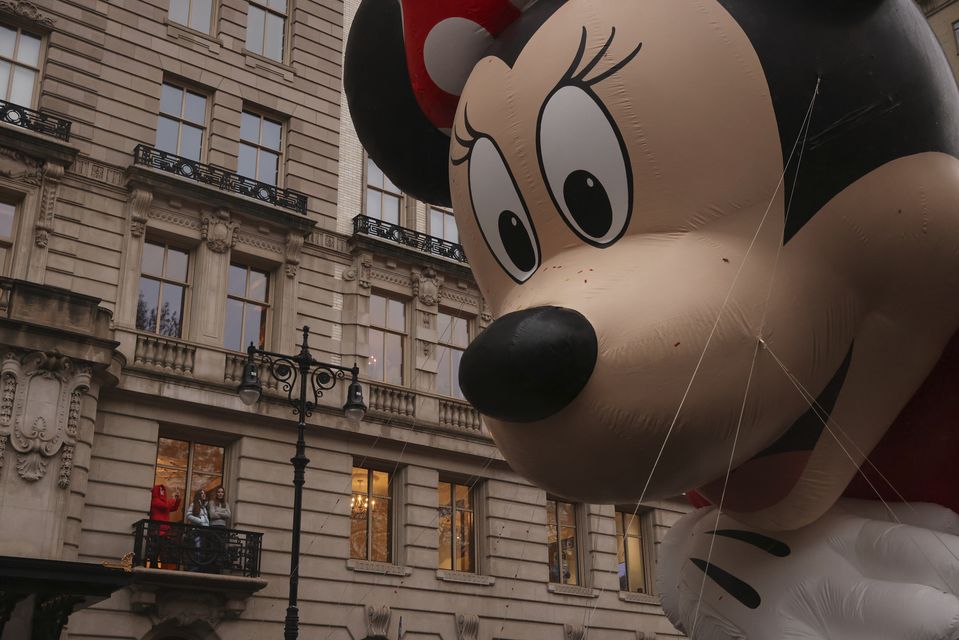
346, 1, 959, 637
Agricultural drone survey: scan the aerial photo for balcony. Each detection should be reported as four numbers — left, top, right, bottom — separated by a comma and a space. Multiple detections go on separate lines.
352, 215, 468, 264
131, 519, 263, 578
0, 99, 71, 141
132, 145, 308, 215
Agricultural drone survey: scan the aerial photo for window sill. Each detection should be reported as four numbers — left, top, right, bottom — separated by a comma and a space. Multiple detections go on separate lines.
618, 591, 660, 605
243, 49, 294, 82
346, 559, 411, 576
165, 19, 221, 54
435, 569, 495, 586
547, 583, 599, 598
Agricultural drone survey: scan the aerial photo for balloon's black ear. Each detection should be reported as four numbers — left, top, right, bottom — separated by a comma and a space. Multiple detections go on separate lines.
344, 0, 452, 207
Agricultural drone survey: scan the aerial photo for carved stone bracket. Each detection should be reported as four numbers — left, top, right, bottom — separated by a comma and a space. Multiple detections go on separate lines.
0, 147, 42, 185
0, 350, 91, 487
366, 604, 391, 639
201, 209, 239, 254
412, 267, 440, 307
128, 188, 153, 238
0, 0, 55, 28
456, 613, 479, 640
345, 253, 373, 290
34, 161, 64, 248
564, 624, 586, 640
637, 632, 658, 640
284, 231, 304, 278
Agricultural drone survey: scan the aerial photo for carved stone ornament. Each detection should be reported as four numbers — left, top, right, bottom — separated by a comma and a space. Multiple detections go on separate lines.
356, 254, 373, 289
0, 0, 55, 28
456, 613, 479, 640
564, 624, 586, 640
284, 231, 304, 278
127, 188, 153, 238
34, 161, 64, 248
201, 210, 239, 254
637, 632, 658, 640
0, 350, 91, 487
0, 147, 42, 185
366, 604, 391, 638
412, 267, 440, 306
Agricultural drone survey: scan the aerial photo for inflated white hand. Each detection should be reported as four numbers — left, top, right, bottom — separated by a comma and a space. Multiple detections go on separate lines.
657, 500, 959, 640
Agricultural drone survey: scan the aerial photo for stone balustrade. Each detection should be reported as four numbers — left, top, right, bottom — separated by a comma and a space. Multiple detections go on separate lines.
133, 334, 196, 376
223, 353, 279, 392
438, 398, 483, 432
367, 382, 416, 419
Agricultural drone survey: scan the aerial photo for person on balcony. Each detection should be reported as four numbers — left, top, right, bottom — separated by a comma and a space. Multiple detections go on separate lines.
147, 484, 180, 568
208, 486, 232, 572
185, 488, 210, 571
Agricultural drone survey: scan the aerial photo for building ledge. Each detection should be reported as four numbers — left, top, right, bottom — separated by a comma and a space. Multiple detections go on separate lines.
0, 113, 78, 168
435, 569, 495, 586
619, 590, 660, 605
346, 559, 412, 576
129, 567, 268, 622
547, 583, 599, 598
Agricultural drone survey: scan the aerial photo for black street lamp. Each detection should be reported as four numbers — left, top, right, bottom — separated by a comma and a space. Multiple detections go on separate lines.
237, 325, 367, 640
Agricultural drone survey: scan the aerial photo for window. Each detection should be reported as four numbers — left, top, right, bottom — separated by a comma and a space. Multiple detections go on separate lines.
438, 480, 474, 572
239, 111, 282, 186
153, 436, 225, 523
245, 0, 286, 62
224, 263, 270, 351
546, 498, 580, 585
367, 294, 405, 385
430, 207, 459, 244
954, 21, 959, 53
615, 510, 650, 594
137, 241, 189, 338
0, 24, 41, 107
156, 82, 207, 162
350, 466, 392, 562
168, 0, 213, 33
366, 158, 401, 225
0, 200, 16, 273
435, 312, 468, 399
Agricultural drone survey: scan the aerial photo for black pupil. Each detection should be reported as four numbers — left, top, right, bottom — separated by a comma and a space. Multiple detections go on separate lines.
563, 169, 612, 238
498, 210, 535, 273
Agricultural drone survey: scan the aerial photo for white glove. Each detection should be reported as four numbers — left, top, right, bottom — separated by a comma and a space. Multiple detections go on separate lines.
657, 499, 959, 640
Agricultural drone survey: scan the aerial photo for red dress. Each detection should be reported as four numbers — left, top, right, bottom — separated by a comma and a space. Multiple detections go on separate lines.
150, 484, 181, 534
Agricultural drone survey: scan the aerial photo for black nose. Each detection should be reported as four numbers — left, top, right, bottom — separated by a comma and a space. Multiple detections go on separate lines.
459, 306, 598, 423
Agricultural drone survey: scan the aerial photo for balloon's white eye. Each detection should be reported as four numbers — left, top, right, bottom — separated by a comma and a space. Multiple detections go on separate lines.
537, 84, 632, 246
468, 136, 539, 282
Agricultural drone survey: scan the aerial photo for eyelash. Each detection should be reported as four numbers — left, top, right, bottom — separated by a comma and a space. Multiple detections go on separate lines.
450, 27, 643, 166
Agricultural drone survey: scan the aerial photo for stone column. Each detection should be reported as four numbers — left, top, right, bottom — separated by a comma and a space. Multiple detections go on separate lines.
188, 209, 237, 347
115, 187, 153, 328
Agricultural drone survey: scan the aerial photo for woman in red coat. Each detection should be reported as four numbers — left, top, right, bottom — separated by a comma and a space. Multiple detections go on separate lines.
148, 484, 180, 568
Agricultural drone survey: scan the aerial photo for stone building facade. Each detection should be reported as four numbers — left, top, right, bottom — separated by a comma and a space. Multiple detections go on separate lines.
0, 0, 689, 639
922, 0, 959, 81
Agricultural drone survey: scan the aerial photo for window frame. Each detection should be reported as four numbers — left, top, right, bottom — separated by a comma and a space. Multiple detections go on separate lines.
366, 293, 407, 386
156, 80, 210, 162
152, 435, 227, 524
429, 206, 459, 244
224, 262, 272, 352
238, 108, 284, 187
0, 22, 44, 109
167, 0, 216, 35
245, 0, 288, 63
546, 497, 583, 586
350, 465, 394, 563
614, 508, 653, 594
437, 479, 476, 573
364, 156, 404, 226
136, 239, 192, 339
434, 310, 470, 399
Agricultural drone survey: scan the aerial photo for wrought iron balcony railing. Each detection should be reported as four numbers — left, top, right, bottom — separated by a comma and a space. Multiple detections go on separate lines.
132, 519, 263, 578
133, 144, 308, 215
0, 99, 71, 141
353, 215, 468, 264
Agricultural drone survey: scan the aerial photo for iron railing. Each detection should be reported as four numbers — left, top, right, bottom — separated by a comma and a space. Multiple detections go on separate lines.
133, 144, 308, 214
131, 519, 263, 577
352, 215, 468, 263
0, 99, 71, 141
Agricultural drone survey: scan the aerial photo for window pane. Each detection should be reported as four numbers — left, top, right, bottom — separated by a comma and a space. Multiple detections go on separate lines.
386, 299, 405, 332
385, 333, 402, 385
438, 481, 451, 507
371, 470, 390, 497
180, 124, 203, 161
456, 510, 473, 572
435, 346, 450, 397
268, 0, 286, 12
370, 497, 391, 562
238, 143, 257, 180
155, 116, 180, 155
558, 502, 576, 528
183, 91, 206, 125
438, 508, 452, 570
446, 216, 459, 244
160, 83, 182, 116
190, 472, 221, 499
437, 314, 451, 343
367, 328, 384, 382
143, 242, 164, 276
351, 467, 368, 494
383, 173, 400, 194
546, 500, 557, 526
262, 118, 281, 150
154, 466, 187, 522
350, 493, 369, 560
365, 188, 381, 220
626, 534, 645, 593
136, 278, 161, 332
452, 349, 464, 399
0, 202, 14, 238
245, 303, 266, 349
224, 298, 245, 351
562, 528, 579, 585
240, 111, 259, 142
0, 26, 15, 59
454, 483, 470, 510
157, 437, 189, 468
615, 514, 628, 591
158, 283, 184, 337
382, 194, 399, 225
16, 32, 40, 66
626, 513, 641, 536
367, 159, 384, 188
452, 317, 468, 347
228, 265, 247, 297
547, 523, 561, 583
368, 295, 385, 328
0, 61, 10, 102
189, 0, 212, 33
264, 12, 284, 61
248, 269, 268, 301
258, 150, 278, 185
9, 66, 35, 106
166, 247, 189, 281
246, 5, 265, 54
169, 0, 189, 26
431, 209, 443, 239
192, 443, 223, 474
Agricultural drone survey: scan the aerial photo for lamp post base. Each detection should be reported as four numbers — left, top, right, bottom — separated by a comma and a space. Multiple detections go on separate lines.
284, 605, 300, 640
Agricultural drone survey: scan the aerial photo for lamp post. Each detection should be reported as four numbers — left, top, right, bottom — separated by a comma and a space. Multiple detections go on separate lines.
236, 325, 367, 640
